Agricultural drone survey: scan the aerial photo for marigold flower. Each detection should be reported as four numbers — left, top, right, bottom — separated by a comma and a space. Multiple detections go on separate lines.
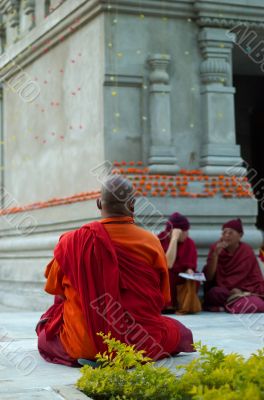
179, 186, 187, 192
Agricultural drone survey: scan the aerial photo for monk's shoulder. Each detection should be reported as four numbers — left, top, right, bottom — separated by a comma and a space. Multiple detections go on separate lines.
58, 223, 92, 244
240, 242, 255, 256
133, 224, 162, 245
58, 230, 74, 243
186, 237, 197, 248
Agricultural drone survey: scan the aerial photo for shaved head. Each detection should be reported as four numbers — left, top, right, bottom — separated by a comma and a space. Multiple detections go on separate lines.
97, 175, 135, 217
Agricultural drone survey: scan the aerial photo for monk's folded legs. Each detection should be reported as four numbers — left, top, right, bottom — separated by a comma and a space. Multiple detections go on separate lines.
204, 287, 264, 313
226, 295, 264, 314
36, 322, 79, 367
204, 287, 230, 309
172, 319, 194, 353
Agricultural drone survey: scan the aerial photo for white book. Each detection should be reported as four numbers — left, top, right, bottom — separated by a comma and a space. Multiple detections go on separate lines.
178, 272, 206, 282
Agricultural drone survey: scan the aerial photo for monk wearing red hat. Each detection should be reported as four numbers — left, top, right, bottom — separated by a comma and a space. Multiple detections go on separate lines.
158, 213, 201, 314
36, 176, 194, 367
203, 218, 264, 313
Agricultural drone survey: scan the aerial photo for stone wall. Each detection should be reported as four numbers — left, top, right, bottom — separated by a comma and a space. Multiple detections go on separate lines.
3, 15, 105, 204
104, 14, 202, 168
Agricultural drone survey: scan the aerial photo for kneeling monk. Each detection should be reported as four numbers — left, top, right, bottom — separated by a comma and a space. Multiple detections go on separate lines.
36, 175, 194, 366
203, 218, 264, 313
158, 213, 201, 315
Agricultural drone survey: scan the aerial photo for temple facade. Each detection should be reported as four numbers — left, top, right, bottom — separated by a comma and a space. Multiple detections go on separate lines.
0, 0, 263, 309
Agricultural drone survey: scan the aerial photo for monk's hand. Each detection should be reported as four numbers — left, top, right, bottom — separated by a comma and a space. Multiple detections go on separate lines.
214, 240, 228, 256
171, 228, 182, 241
186, 268, 194, 275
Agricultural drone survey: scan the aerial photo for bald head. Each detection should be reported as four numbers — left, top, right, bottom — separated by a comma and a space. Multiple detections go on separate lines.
97, 175, 135, 217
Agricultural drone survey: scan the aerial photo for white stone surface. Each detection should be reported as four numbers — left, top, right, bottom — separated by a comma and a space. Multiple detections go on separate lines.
0, 307, 263, 399
4, 15, 105, 206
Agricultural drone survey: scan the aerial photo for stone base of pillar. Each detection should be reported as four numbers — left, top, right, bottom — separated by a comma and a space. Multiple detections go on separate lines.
148, 163, 180, 174
200, 143, 247, 176
201, 165, 247, 176
148, 145, 180, 174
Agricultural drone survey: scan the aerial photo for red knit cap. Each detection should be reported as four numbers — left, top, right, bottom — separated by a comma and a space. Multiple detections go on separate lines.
166, 212, 190, 232
222, 218, 243, 234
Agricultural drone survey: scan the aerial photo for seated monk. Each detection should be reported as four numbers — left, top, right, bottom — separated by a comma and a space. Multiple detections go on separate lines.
203, 218, 264, 313
158, 213, 201, 315
36, 176, 195, 367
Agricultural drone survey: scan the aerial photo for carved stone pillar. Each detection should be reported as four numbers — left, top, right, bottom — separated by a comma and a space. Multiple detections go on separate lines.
199, 28, 245, 176
5, 0, 20, 45
0, 21, 5, 54
147, 54, 179, 174
22, 0, 35, 32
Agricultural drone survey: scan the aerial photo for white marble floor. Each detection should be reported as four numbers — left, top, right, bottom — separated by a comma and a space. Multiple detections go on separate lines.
0, 308, 263, 399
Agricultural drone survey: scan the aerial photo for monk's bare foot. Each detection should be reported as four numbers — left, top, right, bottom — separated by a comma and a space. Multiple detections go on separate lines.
230, 288, 242, 295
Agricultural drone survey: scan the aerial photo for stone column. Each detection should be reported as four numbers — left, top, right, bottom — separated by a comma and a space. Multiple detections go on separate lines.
21, 0, 35, 33
199, 28, 245, 176
0, 21, 5, 54
147, 54, 179, 174
5, 0, 20, 45
34, 0, 46, 24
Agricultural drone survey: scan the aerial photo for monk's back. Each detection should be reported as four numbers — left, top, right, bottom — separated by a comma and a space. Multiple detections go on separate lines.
101, 217, 166, 268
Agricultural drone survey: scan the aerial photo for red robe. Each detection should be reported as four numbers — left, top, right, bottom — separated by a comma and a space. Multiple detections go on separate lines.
158, 233, 197, 307
38, 219, 194, 364
206, 242, 264, 293
203, 242, 264, 313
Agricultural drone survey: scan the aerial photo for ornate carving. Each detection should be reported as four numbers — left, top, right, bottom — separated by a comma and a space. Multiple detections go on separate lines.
0, 0, 18, 14
0, 21, 4, 36
9, 11, 19, 28
199, 28, 234, 86
197, 17, 264, 30
200, 57, 230, 85
2, 0, 20, 28
147, 54, 171, 85
147, 53, 179, 173
22, 0, 35, 31
23, 0, 35, 16
0, 20, 6, 53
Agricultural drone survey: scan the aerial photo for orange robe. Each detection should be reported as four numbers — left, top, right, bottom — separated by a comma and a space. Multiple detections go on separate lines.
45, 216, 170, 359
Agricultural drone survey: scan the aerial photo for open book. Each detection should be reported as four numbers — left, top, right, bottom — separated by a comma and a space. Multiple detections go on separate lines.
178, 272, 206, 282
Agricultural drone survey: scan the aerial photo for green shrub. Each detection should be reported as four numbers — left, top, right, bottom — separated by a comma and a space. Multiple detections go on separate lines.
76, 333, 179, 400
76, 333, 264, 400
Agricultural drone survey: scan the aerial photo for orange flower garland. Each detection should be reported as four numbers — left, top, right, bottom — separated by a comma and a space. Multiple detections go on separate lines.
0, 162, 254, 216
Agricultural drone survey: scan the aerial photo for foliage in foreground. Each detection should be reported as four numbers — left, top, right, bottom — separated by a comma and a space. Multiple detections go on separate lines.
76, 332, 264, 400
